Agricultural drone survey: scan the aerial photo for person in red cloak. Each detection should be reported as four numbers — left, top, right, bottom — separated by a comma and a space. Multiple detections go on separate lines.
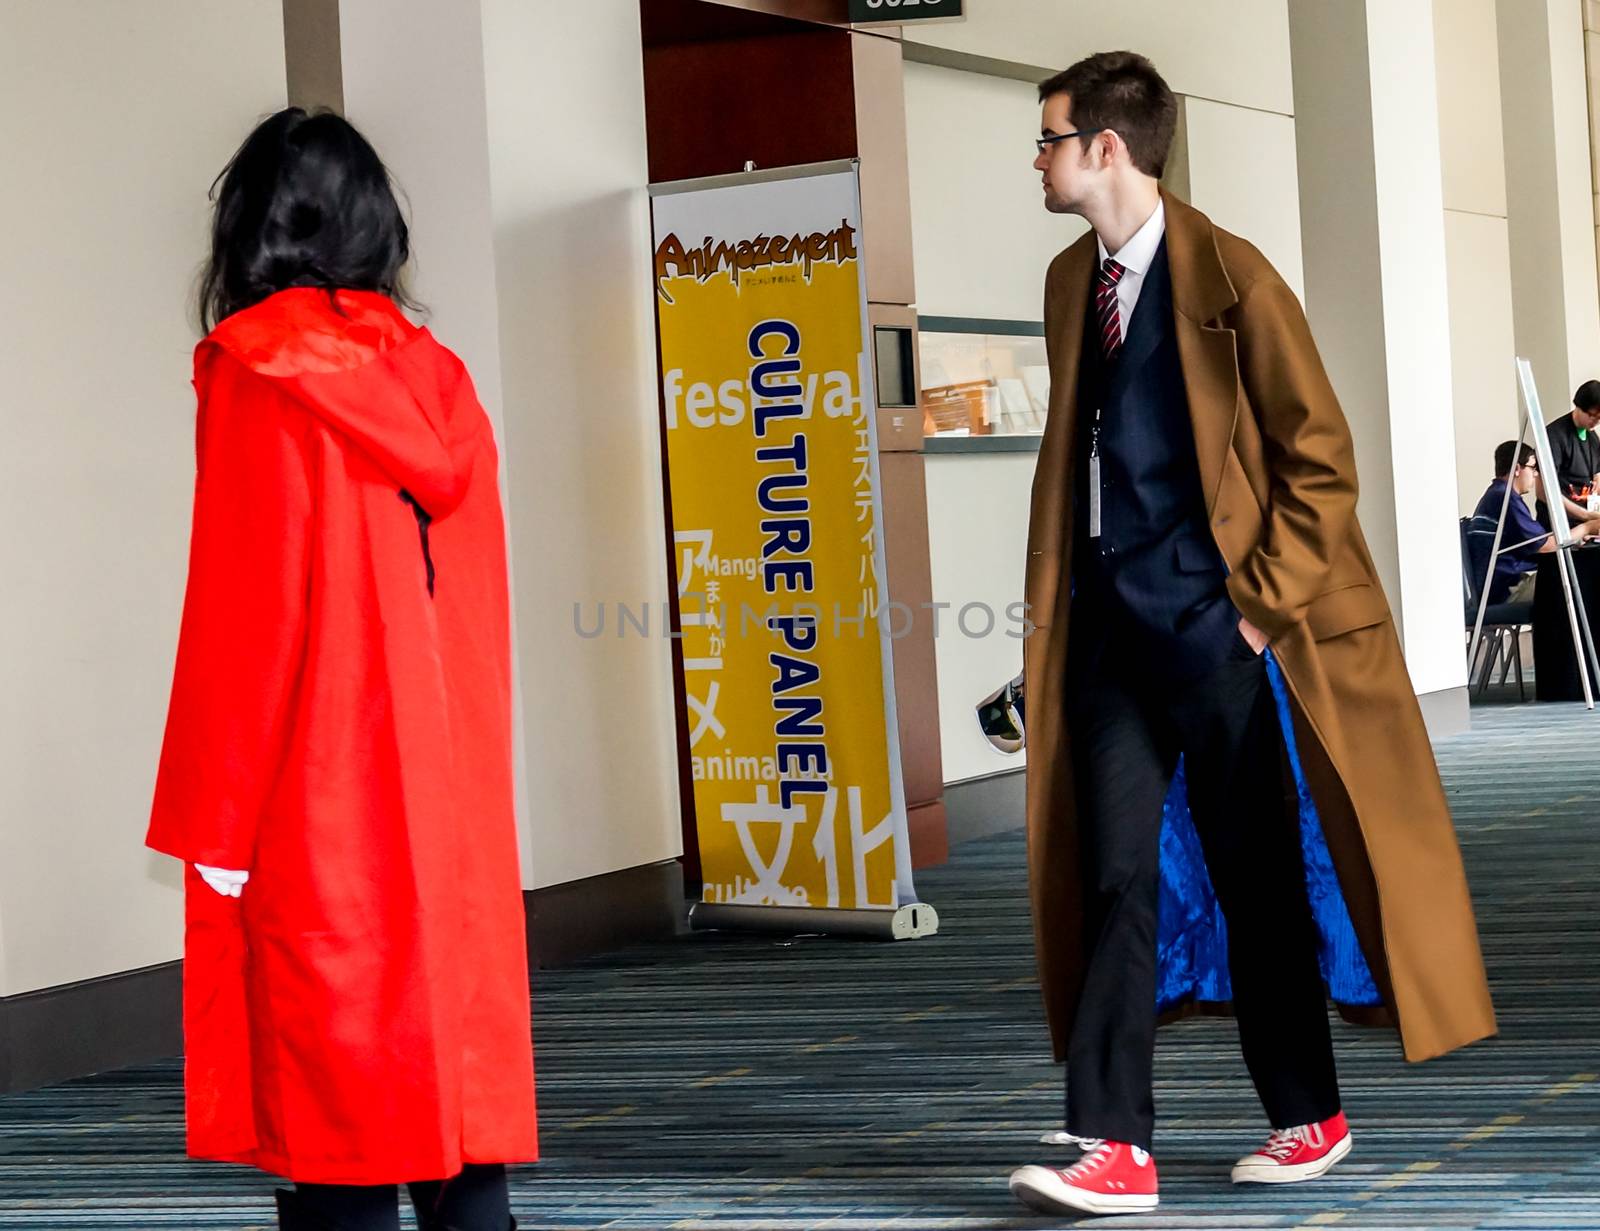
146, 108, 536, 1231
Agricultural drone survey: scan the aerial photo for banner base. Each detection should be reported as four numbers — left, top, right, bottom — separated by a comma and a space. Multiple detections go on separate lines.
688, 901, 940, 940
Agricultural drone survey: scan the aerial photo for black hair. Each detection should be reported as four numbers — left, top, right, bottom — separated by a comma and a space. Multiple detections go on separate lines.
1494, 440, 1535, 478
1037, 51, 1177, 178
1575, 380, 1600, 412
196, 107, 418, 332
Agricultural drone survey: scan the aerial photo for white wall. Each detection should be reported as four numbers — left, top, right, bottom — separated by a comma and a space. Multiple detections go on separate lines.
1589, 4, 1600, 291
901, 59, 1065, 782
905, 3, 1317, 778
1444, 214, 1519, 513
1368, 0, 1467, 699
0, 0, 287, 996
1438, 0, 1509, 217
340, 1, 507, 429
911, 0, 1470, 723
481, 0, 683, 888
1435, 0, 1519, 515
903, 61, 1086, 319
1289, 0, 1467, 701
924, 453, 1037, 783
903, 5, 1306, 322
0, 0, 683, 1003
331, 0, 540, 876
1183, 98, 1304, 297
907, 0, 1294, 115
1499, 0, 1600, 423
1546, 0, 1600, 397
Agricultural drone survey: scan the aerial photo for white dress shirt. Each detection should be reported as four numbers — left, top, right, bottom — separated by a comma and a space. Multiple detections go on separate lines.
1095, 199, 1166, 344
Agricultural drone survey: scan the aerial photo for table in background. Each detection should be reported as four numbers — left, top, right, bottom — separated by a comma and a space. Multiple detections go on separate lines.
1533, 545, 1600, 701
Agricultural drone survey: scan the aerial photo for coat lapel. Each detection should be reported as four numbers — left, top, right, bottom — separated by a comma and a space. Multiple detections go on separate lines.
1033, 233, 1096, 628
1046, 235, 1096, 465
1162, 189, 1241, 516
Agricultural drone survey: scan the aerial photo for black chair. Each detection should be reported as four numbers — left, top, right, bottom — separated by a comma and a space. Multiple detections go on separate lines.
1461, 516, 1534, 699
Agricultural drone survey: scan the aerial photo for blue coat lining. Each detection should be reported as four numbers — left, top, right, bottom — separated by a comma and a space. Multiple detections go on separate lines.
1154, 650, 1382, 1012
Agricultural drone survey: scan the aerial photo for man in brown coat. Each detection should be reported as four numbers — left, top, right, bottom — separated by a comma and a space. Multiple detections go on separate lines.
1006, 52, 1496, 1218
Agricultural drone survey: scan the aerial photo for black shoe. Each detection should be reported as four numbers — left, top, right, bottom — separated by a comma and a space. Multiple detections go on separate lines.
410, 1162, 514, 1231
275, 1189, 337, 1231
275, 1188, 404, 1231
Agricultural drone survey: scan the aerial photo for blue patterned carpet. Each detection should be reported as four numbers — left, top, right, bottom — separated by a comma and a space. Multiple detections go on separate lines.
1, 703, 1597, 1229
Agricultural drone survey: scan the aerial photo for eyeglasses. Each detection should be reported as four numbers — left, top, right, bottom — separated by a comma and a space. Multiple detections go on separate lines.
1036, 128, 1106, 155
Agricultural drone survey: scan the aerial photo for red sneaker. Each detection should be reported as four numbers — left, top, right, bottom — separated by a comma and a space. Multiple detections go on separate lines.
1010, 1140, 1159, 1215
1232, 1111, 1353, 1184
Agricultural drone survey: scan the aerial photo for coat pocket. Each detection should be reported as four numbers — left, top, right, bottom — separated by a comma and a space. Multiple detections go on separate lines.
1306, 582, 1390, 640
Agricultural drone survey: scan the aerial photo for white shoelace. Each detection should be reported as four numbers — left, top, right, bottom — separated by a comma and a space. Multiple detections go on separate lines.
1063, 1140, 1115, 1180
1261, 1122, 1325, 1161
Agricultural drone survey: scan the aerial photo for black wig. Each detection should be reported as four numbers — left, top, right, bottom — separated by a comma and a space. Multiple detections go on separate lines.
197, 108, 418, 332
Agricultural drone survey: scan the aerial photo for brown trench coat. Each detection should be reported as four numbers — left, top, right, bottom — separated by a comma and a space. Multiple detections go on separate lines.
1023, 190, 1496, 1064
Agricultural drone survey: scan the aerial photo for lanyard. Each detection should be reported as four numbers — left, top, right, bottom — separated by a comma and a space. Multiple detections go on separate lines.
1088, 407, 1103, 539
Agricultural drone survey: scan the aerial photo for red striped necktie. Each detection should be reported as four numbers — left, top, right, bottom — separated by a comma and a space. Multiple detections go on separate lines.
1096, 257, 1126, 361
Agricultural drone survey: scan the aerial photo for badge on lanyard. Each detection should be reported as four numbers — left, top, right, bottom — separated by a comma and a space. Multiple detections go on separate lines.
1088, 407, 1103, 539
1088, 455, 1102, 539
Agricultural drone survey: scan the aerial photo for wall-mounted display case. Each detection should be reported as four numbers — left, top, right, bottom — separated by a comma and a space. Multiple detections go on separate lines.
918, 316, 1049, 441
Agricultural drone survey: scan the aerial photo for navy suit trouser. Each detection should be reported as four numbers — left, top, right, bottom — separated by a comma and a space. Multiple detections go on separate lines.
1062, 605, 1342, 1150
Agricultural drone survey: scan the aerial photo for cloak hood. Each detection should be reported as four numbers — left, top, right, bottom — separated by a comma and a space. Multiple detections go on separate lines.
202, 287, 486, 518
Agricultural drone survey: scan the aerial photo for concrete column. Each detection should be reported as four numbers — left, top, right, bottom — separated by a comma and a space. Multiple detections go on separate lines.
480, 0, 684, 899
280, 0, 533, 872
0, 0, 285, 1084
1434, 0, 1518, 517
1288, 0, 1468, 731
1587, 0, 1600, 285
1498, 0, 1600, 418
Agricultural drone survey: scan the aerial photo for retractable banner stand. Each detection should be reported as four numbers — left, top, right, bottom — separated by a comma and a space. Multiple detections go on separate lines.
650, 160, 937, 940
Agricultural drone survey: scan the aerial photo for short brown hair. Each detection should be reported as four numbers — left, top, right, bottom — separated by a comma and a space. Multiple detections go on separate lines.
1038, 51, 1177, 178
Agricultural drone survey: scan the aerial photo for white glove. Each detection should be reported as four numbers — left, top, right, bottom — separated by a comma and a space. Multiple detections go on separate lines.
195, 864, 249, 898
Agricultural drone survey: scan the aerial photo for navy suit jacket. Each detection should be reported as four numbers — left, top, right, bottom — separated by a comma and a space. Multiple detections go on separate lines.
1072, 239, 1238, 676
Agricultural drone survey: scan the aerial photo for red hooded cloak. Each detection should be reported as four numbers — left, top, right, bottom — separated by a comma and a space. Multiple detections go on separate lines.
147, 288, 538, 1184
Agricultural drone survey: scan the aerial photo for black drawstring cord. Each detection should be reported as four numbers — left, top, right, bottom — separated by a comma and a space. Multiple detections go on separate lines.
398, 489, 436, 597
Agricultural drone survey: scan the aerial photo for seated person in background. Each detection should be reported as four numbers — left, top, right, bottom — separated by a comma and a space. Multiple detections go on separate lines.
1473, 441, 1600, 604
1535, 380, 1600, 528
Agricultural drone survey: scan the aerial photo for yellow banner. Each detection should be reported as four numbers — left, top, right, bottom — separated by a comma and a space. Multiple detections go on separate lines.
651, 166, 911, 912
